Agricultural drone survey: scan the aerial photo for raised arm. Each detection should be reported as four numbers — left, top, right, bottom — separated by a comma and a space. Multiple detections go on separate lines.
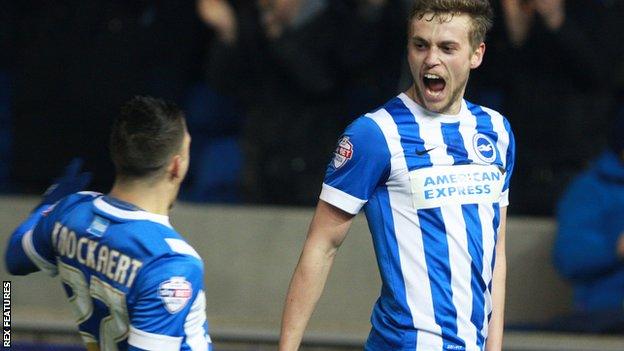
4, 159, 90, 275
278, 200, 355, 351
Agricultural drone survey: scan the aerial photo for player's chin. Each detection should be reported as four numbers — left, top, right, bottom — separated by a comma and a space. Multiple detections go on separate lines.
422, 93, 449, 113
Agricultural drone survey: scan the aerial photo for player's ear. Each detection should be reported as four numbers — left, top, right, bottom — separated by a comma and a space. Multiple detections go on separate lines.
168, 155, 182, 181
470, 42, 485, 69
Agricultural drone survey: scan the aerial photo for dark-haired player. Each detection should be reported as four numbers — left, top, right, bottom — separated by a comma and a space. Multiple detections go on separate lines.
5, 96, 211, 351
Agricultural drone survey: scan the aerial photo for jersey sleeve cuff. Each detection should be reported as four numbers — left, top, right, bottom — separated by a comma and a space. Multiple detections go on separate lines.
21, 229, 58, 276
128, 326, 183, 351
499, 189, 509, 207
319, 183, 366, 215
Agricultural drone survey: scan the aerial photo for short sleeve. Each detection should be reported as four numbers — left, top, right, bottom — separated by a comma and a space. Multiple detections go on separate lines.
320, 116, 391, 214
499, 118, 515, 207
127, 255, 211, 351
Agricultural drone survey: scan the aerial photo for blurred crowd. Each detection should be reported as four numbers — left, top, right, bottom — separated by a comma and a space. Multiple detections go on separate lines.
1, 0, 624, 215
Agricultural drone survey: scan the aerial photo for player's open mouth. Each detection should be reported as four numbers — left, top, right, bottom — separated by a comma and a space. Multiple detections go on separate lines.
423, 73, 446, 98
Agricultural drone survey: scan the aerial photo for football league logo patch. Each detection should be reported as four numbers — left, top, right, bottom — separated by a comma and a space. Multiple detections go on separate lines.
158, 277, 193, 314
86, 216, 109, 237
332, 136, 353, 169
472, 133, 496, 163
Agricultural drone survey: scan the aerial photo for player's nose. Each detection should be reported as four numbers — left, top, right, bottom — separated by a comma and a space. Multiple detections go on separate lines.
423, 48, 441, 67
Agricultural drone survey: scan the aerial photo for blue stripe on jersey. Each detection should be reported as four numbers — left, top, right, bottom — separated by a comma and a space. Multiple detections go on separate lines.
418, 208, 465, 349
440, 122, 470, 165
384, 98, 432, 171
489, 203, 501, 294
364, 185, 416, 350
462, 204, 486, 348
466, 101, 502, 166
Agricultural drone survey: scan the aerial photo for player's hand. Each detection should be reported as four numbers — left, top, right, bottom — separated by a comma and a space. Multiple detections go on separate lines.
197, 0, 238, 44
40, 158, 92, 206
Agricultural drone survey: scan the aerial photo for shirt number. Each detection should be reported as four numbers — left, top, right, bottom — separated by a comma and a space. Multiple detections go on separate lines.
59, 261, 129, 350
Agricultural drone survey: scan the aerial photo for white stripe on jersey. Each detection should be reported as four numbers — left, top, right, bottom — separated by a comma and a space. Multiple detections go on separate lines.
77, 191, 102, 197
128, 325, 182, 350
367, 109, 443, 348
441, 205, 478, 348
482, 106, 511, 206
165, 238, 202, 260
93, 197, 172, 228
320, 183, 366, 215
482, 106, 509, 171
399, 94, 455, 165
184, 290, 211, 350
22, 229, 58, 276
458, 112, 480, 164
478, 204, 497, 340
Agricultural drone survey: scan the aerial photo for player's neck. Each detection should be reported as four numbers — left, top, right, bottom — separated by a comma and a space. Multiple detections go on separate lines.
405, 85, 464, 115
108, 179, 173, 216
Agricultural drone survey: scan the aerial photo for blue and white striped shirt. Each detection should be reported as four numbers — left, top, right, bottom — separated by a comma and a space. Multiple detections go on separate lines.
20, 192, 212, 351
321, 93, 515, 351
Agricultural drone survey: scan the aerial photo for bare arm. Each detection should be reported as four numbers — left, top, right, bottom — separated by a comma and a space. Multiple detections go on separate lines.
279, 200, 355, 351
485, 206, 507, 351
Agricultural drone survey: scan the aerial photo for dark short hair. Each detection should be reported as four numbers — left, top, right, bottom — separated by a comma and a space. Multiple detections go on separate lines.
110, 96, 186, 180
409, 0, 494, 48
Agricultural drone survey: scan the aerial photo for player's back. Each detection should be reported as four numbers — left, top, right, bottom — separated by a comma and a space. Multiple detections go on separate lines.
29, 192, 211, 351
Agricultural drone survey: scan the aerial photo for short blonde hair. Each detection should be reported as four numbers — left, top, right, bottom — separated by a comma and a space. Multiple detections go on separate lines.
409, 0, 494, 48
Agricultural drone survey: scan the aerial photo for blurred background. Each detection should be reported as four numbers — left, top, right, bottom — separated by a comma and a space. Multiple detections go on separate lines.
2, 0, 624, 350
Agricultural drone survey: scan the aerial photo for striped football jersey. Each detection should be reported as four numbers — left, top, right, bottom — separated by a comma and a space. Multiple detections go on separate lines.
321, 93, 515, 351
21, 192, 212, 351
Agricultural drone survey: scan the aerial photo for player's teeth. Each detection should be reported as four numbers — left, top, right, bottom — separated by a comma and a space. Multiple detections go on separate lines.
424, 74, 441, 79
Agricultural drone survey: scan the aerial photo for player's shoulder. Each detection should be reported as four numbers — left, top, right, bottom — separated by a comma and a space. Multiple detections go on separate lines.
133, 237, 204, 289
46, 191, 102, 218
58, 191, 101, 207
342, 97, 399, 140
465, 100, 512, 130
118, 221, 202, 264
91, 197, 202, 263
160, 235, 203, 264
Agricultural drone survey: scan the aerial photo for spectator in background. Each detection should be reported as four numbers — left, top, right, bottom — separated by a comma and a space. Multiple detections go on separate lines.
198, 0, 405, 205
6, 1, 207, 194
553, 112, 624, 334
499, 0, 621, 215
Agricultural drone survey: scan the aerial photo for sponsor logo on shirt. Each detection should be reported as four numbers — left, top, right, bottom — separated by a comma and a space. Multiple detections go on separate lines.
332, 136, 353, 169
409, 164, 504, 209
472, 133, 496, 163
158, 277, 193, 313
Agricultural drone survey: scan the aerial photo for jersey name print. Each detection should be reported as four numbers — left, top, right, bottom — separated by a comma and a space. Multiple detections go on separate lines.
320, 93, 515, 351
21, 192, 212, 351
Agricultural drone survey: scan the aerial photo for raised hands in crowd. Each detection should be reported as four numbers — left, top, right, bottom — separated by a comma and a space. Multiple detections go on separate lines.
501, 0, 565, 46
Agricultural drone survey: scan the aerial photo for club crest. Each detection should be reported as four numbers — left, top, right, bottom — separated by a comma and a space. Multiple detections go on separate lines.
472, 133, 496, 163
